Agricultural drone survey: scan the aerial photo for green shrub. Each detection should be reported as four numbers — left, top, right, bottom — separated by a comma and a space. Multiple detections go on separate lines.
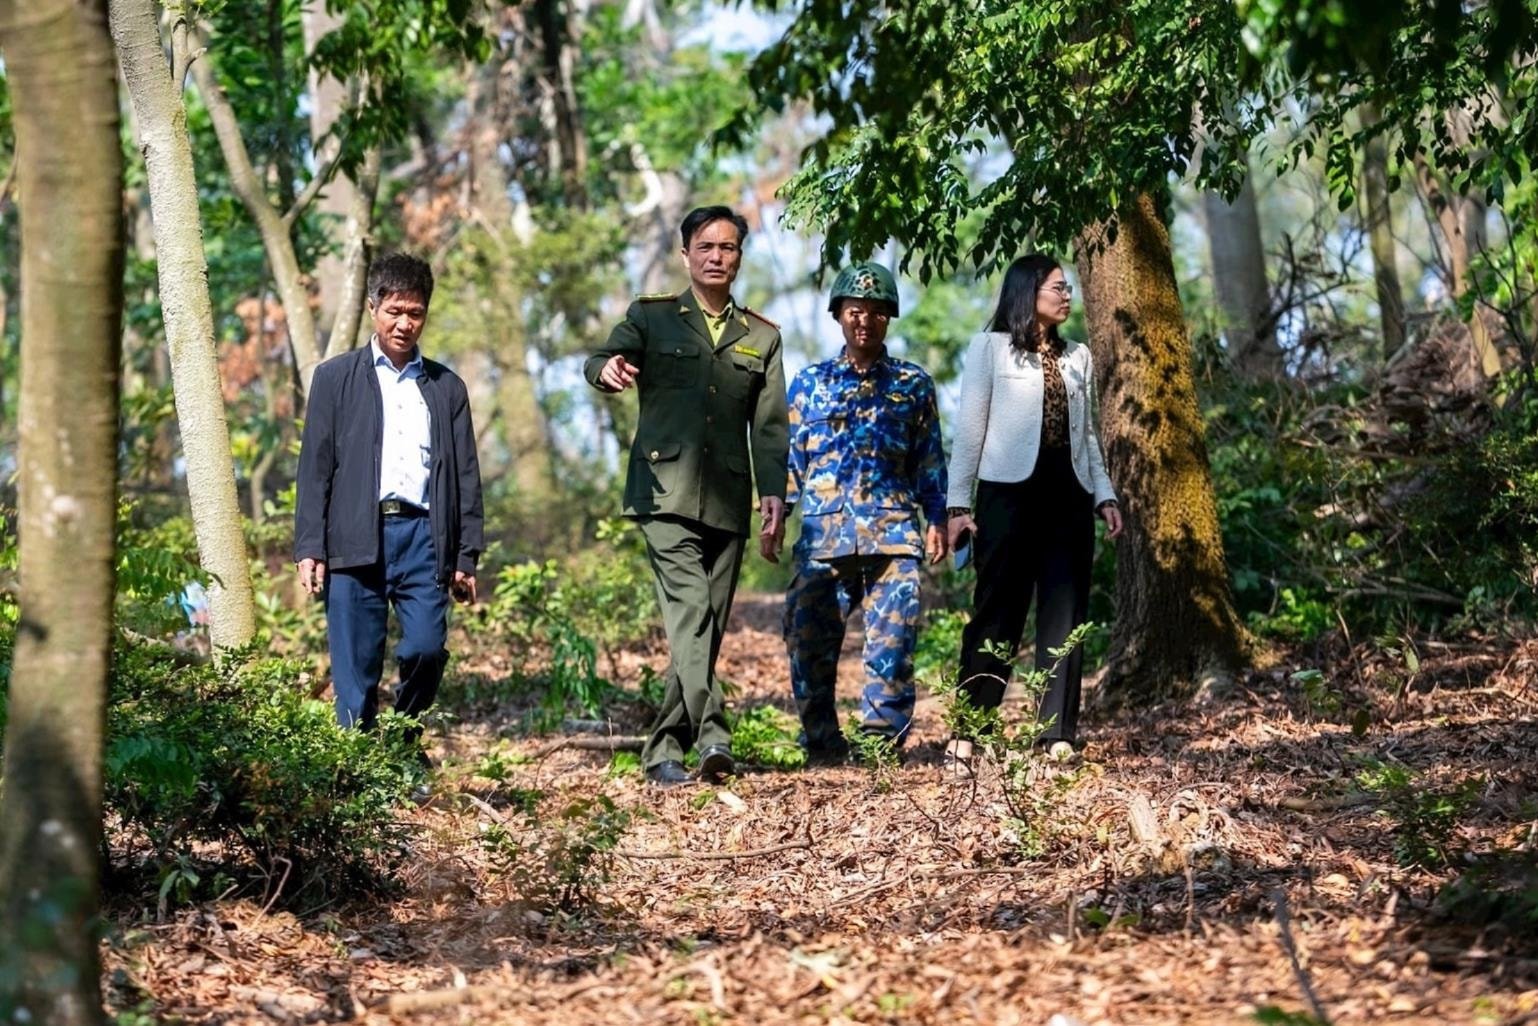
1, 631, 424, 905
479, 791, 634, 914
729, 704, 805, 770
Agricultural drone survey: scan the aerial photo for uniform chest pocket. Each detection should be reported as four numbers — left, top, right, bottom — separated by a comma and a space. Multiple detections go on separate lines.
801, 414, 843, 456
719, 354, 762, 398
647, 345, 700, 388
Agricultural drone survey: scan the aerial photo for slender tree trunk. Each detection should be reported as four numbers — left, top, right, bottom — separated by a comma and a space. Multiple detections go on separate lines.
467, 59, 555, 499
1203, 169, 1282, 379
0, 2, 123, 1023
534, 0, 588, 207
303, 3, 361, 342
110, 0, 257, 651
1075, 194, 1248, 700
189, 41, 323, 396
322, 146, 380, 360
1360, 104, 1405, 360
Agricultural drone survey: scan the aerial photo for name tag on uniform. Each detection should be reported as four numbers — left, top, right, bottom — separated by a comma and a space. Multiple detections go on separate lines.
732, 344, 761, 359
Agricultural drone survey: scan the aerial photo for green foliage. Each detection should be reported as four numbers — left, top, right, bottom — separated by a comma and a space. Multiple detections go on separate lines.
1356, 760, 1479, 870
913, 608, 969, 680
24, 636, 426, 904
114, 507, 211, 638
1240, 0, 1536, 210
733, 0, 1256, 274
729, 704, 806, 770
479, 792, 634, 914
843, 722, 900, 790
932, 622, 1099, 858
473, 518, 659, 717
1252, 1009, 1329, 1026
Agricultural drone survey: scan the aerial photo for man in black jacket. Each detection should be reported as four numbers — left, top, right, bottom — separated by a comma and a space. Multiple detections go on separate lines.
294, 253, 483, 736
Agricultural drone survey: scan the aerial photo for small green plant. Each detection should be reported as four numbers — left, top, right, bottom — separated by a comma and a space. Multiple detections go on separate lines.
480, 793, 635, 914
932, 622, 1100, 859
729, 705, 806, 770
1252, 1009, 1328, 1026
1357, 760, 1478, 869
843, 723, 900, 791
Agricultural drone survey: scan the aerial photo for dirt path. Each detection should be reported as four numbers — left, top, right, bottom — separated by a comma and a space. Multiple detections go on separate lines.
102, 614, 1538, 1025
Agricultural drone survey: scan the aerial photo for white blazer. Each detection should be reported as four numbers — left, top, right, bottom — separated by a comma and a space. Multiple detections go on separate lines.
946, 332, 1117, 509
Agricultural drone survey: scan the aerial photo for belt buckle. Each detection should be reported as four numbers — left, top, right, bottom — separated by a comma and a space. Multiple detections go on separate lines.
381, 499, 404, 516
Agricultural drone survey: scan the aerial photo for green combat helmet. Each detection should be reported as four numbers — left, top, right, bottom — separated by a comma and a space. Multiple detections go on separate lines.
828, 262, 900, 317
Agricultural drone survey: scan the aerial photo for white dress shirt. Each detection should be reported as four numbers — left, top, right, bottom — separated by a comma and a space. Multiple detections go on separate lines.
945, 332, 1116, 509
372, 337, 432, 510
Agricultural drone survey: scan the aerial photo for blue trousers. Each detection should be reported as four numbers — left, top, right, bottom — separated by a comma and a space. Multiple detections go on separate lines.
784, 554, 921, 750
325, 512, 449, 730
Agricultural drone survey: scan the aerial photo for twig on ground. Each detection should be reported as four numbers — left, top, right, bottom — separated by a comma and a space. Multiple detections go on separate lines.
618, 818, 815, 861
1277, 793, 1376, 813
535, 735, 645, 759
1272, 887, 1333, 1025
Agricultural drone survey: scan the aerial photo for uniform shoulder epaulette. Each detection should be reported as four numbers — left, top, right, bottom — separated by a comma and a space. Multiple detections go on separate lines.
743, 306, 779, 329
635, 291, 678, 303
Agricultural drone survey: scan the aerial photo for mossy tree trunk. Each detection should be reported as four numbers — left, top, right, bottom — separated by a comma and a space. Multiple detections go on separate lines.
0, 0, 123, 1022
1075, 193, 1248, 701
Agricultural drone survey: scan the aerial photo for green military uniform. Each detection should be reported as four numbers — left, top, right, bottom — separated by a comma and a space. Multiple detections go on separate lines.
585, 288, 789, 768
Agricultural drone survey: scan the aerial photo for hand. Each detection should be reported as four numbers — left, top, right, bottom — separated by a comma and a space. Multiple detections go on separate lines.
297, 557, 326, 596
451, 570, 478, 604
1098, 503, 1124, 539
598, 354, 639, 391
758, 496, 785, 564
924, 524, 948, 565
946, 513, 977, 552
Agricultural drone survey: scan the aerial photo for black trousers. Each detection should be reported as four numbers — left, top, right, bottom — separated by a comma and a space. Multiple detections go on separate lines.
957, 445, 1094, 743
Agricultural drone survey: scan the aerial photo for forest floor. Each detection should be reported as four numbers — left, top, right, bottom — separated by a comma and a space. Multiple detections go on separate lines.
103, 595, 1538, 1026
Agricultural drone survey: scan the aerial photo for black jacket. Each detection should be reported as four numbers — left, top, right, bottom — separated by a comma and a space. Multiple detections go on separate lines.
294, 345, 483, 586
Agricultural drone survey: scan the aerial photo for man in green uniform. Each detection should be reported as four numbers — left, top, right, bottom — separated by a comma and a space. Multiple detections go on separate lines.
585, 206, 789, 786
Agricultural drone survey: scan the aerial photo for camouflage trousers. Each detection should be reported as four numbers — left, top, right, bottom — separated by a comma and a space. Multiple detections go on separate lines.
783, 554, 921, 752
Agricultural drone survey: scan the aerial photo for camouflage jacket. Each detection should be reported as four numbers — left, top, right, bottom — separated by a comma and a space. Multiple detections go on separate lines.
786, 352, 947, 560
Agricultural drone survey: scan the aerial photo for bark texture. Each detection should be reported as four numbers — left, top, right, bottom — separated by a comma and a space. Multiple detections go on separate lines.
1360, 104, 1405, 360
302, 3, 358, 340
1203, 171, 1282, 379
1075, 194, 1248, 700
0, 1, 123, 1023
110, 0, 257, 650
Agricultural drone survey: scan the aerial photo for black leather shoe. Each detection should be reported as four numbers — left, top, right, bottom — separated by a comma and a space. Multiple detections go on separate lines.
697, 744, 735, 782
645, 760, 691, 786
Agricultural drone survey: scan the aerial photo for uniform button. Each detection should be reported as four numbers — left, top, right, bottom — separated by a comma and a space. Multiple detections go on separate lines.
709, 385, 718, 395
674, 347, 682, 355
706, 415, 714, 424
649, 449, 660, 461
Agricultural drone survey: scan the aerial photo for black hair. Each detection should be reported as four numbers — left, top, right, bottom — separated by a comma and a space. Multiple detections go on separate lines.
989, 253, 1064, 354
367, 252, 435, 307
680, 206, 750, 249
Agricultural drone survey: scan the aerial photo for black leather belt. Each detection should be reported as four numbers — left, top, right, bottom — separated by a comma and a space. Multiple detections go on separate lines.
380, 499, 426, 517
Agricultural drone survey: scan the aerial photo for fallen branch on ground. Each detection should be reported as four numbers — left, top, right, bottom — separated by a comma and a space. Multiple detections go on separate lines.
535, 735, 646, 759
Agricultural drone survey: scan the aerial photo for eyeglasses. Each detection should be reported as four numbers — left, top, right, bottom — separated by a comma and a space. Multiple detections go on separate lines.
1040, 283, 1073, 298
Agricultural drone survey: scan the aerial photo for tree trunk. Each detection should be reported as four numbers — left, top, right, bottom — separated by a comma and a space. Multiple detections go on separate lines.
322, 146, 380, 360
534, 0, 588, 207
1416, 109, 1502, 379
0, 2, 123, 1023
189, 41, 323, 397
1359, 103, 1405, 361
110, 0, 257, 651
467, 59, 555, 499
1203, 169, 1282, 379
303, 3, 361, 342
1075, 194, 1248, 700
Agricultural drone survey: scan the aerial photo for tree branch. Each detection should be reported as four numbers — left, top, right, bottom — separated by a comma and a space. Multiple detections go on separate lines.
187, 25, 323, 395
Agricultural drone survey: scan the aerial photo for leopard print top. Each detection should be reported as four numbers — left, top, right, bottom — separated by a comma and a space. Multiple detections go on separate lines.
1038, 339, 1069, 449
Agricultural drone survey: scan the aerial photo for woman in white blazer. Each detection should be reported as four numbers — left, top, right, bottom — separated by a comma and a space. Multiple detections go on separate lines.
944, 254, 1122, 765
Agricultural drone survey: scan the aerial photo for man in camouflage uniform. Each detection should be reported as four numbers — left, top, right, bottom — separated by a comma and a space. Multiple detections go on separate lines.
783, 262, 948, 764
586, 206, 789, 787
